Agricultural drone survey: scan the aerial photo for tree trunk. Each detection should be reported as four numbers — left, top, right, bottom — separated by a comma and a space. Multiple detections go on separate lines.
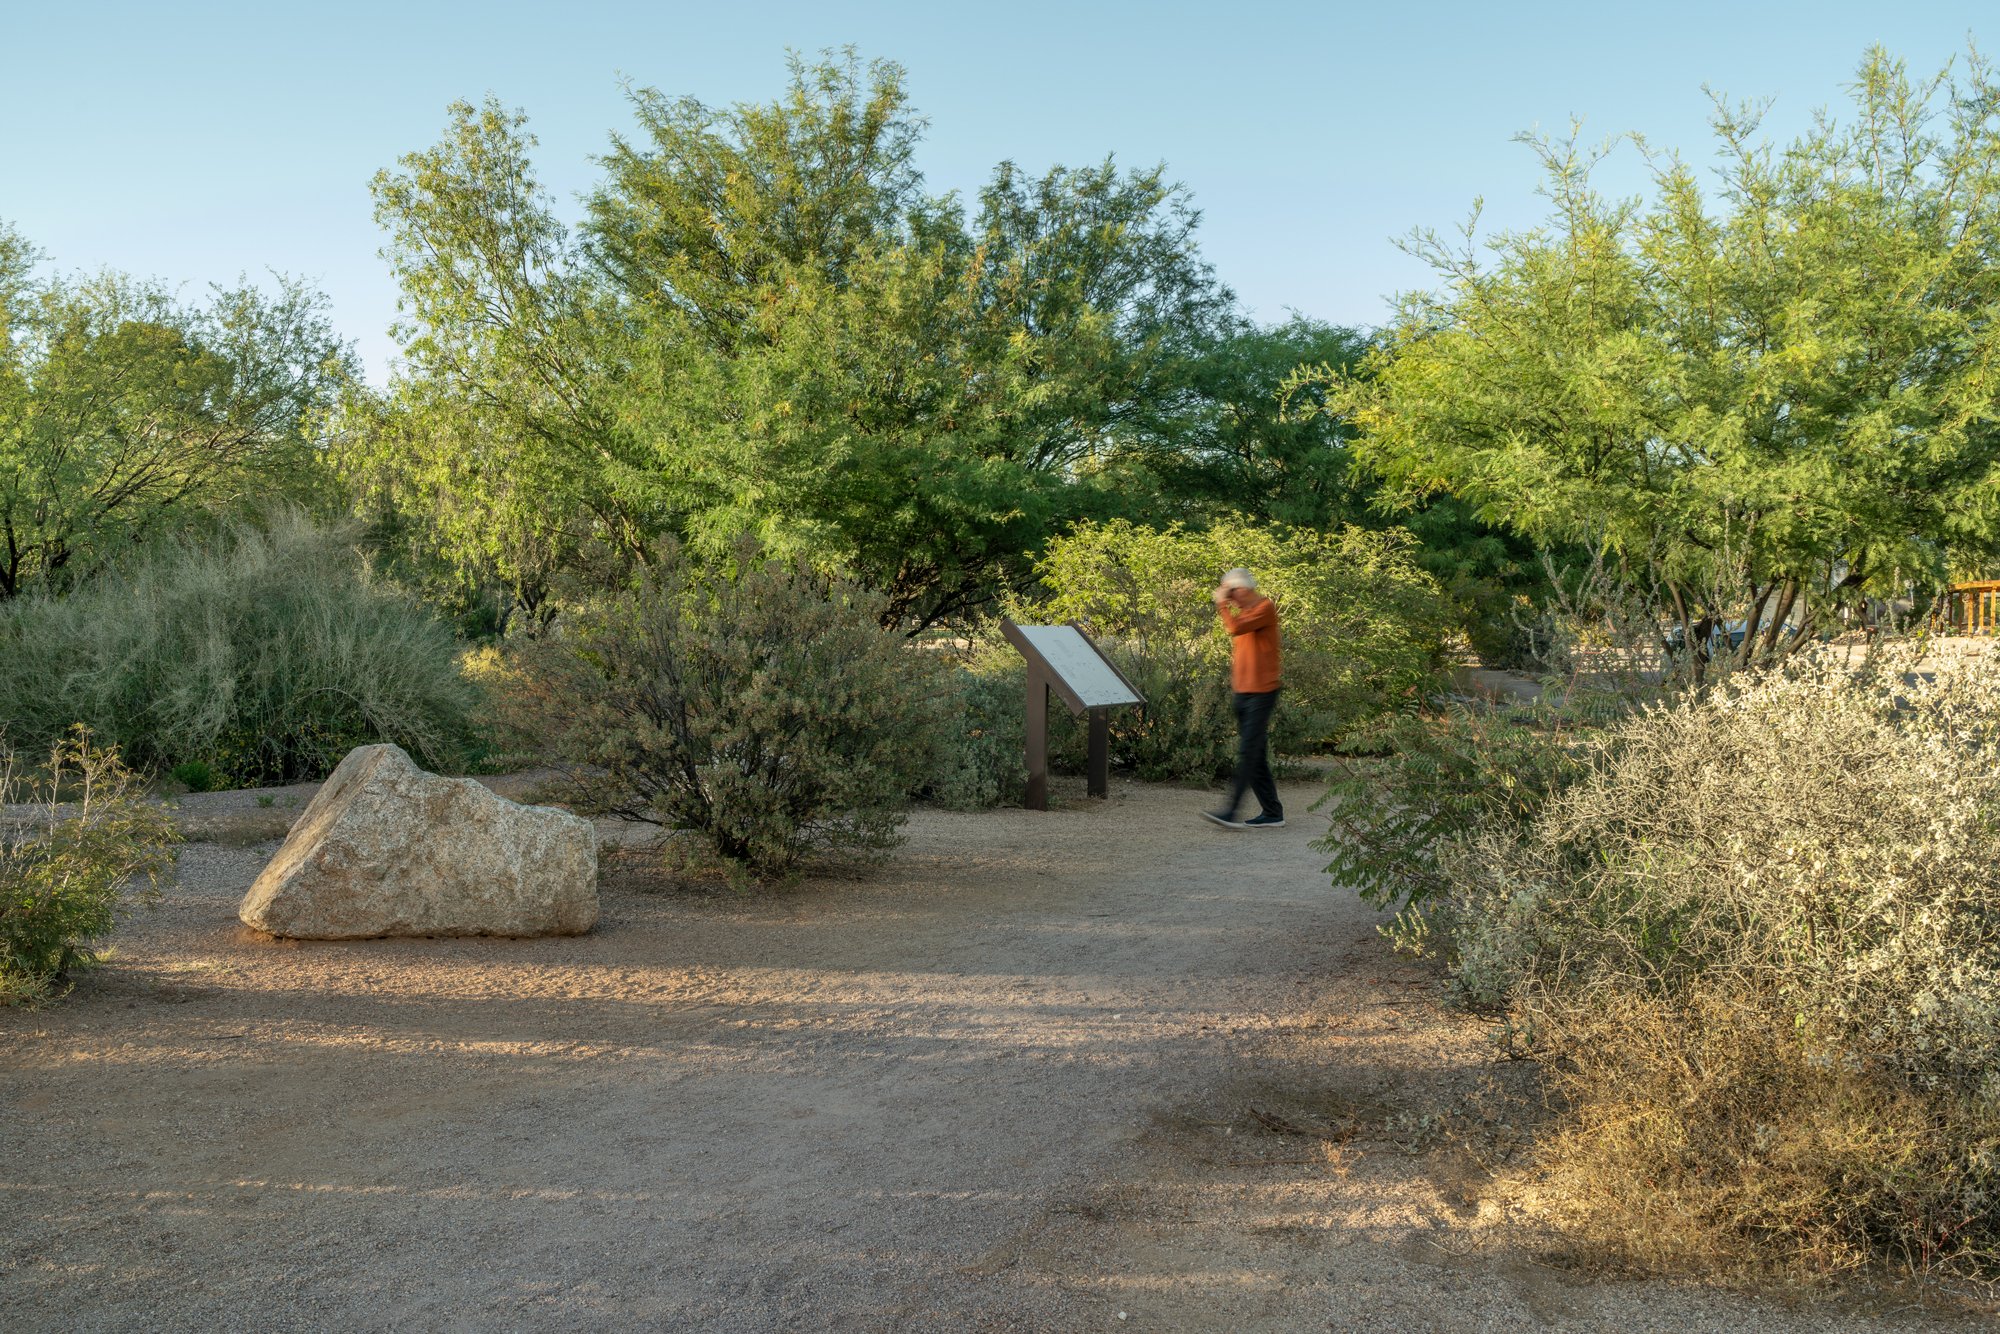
1734, 581, 1775, 670
1761, 579, 1799, 658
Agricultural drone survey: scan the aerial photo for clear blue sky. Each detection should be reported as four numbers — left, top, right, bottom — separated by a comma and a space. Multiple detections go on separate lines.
2, 1, 1985, 382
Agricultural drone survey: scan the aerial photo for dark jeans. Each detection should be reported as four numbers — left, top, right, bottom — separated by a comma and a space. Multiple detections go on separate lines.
1224, 689, 1282, 819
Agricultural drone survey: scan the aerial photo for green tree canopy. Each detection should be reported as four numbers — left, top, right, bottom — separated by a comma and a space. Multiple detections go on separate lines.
1134, 316, 1546, 661
359, 50, 1234, 631
0, 223, 353, 597
1129, 317, 1374, 528
1309, 47, 2000, 662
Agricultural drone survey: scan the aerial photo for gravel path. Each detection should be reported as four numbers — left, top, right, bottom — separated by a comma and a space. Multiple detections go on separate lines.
0, 779, 1986, 1331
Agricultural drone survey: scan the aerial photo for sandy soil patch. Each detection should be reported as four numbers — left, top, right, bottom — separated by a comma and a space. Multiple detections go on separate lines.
1, 778, 1988, 1331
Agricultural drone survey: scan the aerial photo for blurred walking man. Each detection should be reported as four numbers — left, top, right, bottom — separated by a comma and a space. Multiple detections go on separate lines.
1204, 568, 1284, 829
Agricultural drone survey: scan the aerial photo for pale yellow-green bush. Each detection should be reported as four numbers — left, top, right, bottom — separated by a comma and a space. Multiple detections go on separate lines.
1027, 519, 1454, 770
1446, 647, 2000, 1090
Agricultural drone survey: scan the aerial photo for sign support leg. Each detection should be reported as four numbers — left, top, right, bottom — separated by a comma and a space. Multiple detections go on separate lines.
1025, 673, 1048, 811
1087, 708, 1109, 798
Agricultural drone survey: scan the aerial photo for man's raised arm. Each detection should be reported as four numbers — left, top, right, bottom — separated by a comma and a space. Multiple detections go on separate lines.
1219, 598, 1275, 635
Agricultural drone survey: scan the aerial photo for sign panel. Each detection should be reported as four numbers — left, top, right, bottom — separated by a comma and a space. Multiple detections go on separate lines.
1001, 620, 1145, 809
1010, 625, 1142, 709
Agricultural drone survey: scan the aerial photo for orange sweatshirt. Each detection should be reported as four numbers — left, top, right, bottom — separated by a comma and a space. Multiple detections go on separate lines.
1219, 595, 1281, 693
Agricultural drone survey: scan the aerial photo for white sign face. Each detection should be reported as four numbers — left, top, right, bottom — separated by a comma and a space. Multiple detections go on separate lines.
1014, 625, 1143, 708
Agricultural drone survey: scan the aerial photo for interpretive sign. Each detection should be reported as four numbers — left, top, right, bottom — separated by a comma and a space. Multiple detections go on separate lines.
1008, 625, 1144, 710
1001, 620, 1145, 810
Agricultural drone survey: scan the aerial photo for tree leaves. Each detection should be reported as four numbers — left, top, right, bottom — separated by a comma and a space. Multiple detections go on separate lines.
0, 245, 353, 598
360, 52, 1235, 632
1311, 46, 2000, 647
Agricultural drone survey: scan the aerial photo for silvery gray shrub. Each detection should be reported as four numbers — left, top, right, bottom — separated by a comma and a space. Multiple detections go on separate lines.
1434, 645, 2000, 1095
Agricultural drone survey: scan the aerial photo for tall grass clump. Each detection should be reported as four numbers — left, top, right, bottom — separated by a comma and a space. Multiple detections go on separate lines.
0, 516, 480, 785
1389, 646, 2000, 1277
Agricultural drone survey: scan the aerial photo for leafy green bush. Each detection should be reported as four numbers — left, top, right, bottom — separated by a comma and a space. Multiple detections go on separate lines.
0, 515, 481, 785
1032, 520, 1453, 761
497, 549, 954, 874
923, 659, 1028, 810
1316, 702, 1582, 946
2, 731, 179, 1005
169, 760, 224, 793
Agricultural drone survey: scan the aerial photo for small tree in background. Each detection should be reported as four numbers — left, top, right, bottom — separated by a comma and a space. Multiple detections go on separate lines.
496, 546, 953, 874
363, 52, 1235, 634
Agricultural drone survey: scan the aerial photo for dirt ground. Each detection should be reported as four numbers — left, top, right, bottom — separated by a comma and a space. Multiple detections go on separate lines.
1, 777, 1990, 1332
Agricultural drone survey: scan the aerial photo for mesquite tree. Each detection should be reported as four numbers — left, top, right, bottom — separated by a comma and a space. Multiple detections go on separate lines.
0, 224, 352, 598
1308, 48, 2000, 670
360, 51, 1232, 633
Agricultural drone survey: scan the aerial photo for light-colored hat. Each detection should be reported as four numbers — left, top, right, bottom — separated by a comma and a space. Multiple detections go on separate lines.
1219, 568, 1257, 591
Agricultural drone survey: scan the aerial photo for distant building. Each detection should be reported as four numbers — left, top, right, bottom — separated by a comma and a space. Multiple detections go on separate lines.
1939, 580, 2000, 634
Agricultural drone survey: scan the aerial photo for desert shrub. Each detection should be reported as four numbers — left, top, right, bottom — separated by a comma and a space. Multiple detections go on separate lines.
1524, 979, 2000, 1278
497, 549, 954, 873
1447, 649, 2000, 1072
1, 730, 179, 1005
1032, 519, 1453, 761
0, 515, 481, 785
1318, 569, 1672, 935
1397, 647, 2000, 1275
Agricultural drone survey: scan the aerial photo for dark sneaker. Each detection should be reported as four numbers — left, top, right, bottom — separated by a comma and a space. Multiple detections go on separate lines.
1202, 810, 1246, 829
1244, 813, 1286, 829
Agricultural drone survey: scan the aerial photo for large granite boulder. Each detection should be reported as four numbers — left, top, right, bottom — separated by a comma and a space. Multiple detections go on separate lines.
239, 745, 597, 939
